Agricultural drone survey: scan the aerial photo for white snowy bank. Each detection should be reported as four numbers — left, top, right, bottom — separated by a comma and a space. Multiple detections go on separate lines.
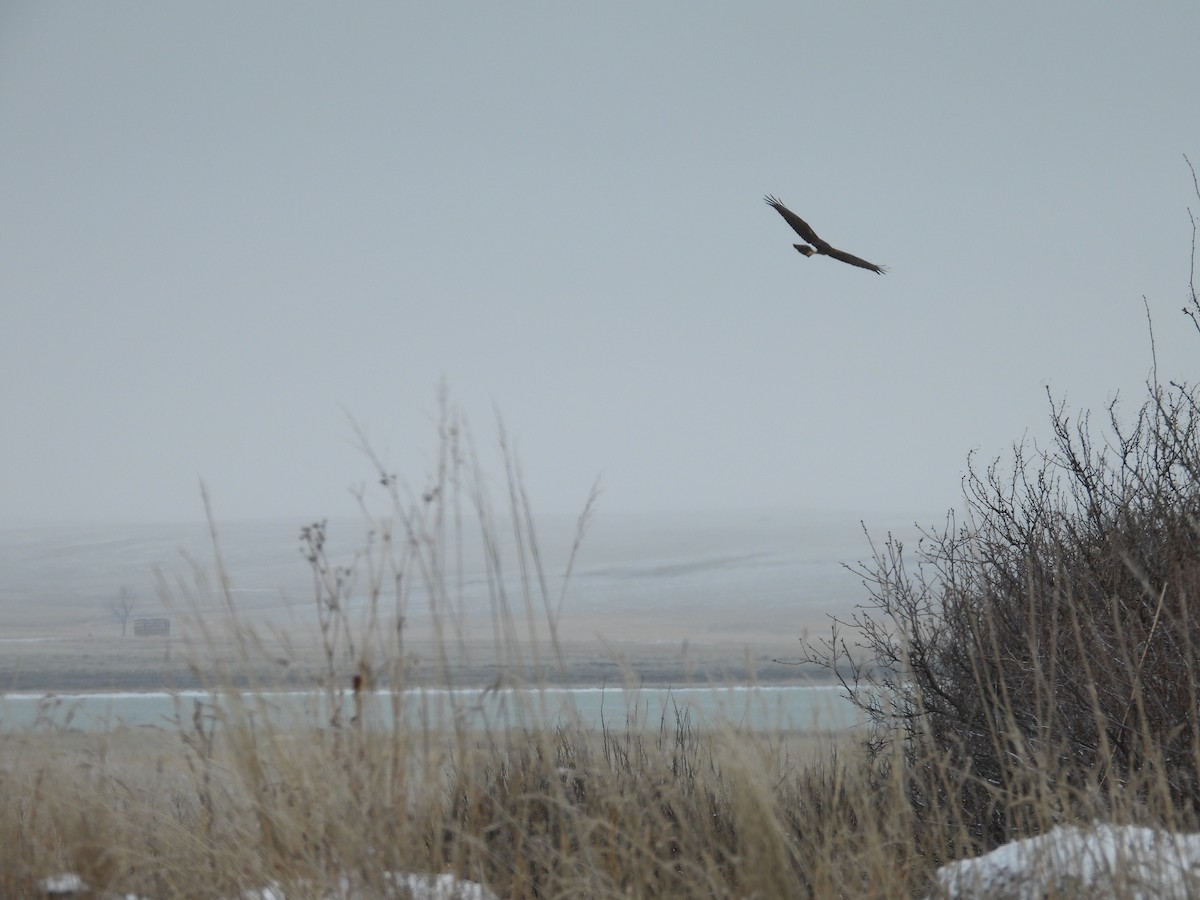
930, 824, 1200, 899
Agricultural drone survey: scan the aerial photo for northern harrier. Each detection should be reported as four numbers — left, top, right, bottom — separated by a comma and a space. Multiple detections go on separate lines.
764, 195, 885, 274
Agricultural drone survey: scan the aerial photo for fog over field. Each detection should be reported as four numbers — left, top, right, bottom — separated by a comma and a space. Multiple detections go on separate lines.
0, 507, 935, 691
0, 508, 877, 721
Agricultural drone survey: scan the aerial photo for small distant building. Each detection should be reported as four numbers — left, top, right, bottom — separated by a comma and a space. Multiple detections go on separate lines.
133, 617, 170, 637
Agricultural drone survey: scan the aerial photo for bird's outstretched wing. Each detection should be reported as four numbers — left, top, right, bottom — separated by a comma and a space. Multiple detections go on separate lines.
764, 195, 821, 245
820, 246, 886, 274
764, 194, 885, 274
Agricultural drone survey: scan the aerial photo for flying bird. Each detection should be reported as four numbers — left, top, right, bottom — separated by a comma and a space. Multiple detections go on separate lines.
764, 195, 885, 274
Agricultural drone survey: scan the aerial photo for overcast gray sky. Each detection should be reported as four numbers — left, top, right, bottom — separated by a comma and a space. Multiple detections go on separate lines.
2, 2, 1199, 525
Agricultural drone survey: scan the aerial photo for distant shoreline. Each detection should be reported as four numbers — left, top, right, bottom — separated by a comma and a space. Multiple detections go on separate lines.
0, 634, 833, 695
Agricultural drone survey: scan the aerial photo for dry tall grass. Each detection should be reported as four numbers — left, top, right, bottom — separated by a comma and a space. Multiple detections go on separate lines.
0, 407, 903, 899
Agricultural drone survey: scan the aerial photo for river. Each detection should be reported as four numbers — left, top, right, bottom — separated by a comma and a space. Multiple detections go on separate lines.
2, 682, 860, 733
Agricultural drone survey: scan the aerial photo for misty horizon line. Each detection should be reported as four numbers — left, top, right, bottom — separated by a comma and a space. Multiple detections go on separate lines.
0, 502, 946, 532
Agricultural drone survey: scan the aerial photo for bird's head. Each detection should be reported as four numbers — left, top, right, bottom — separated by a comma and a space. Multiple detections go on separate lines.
793, 244, 816, 257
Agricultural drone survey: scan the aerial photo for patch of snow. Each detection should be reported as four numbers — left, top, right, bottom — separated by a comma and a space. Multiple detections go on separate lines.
36, 872, 148, 899
930, 824, 1200, 899
385, 872, 498, 900
38, 874, 89, 895
239, 873, 497, 900
240, 886, 286, 900
237, 878, 492, 900
36, 871, 495, 900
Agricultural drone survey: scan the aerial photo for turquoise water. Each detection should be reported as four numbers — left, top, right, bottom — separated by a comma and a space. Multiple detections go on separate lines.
1, 683, 859, 733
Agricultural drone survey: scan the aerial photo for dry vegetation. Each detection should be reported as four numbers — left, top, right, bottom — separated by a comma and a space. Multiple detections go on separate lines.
0, 414, 878, 899
4, 173, 1200, 898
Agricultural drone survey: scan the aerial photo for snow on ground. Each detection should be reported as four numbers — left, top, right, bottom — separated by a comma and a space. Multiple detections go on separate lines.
241, 873, 499, 900
36, 870, 498, 900
930, 824, 1200, 899
41, 825, 1200, 900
